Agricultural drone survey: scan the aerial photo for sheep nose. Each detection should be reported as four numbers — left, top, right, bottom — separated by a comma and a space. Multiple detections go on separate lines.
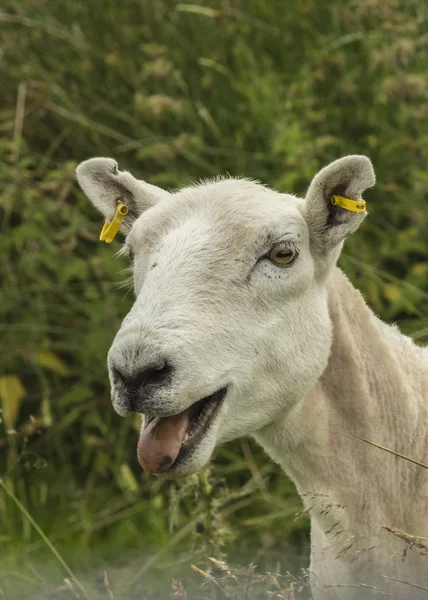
112, 360, 172, 406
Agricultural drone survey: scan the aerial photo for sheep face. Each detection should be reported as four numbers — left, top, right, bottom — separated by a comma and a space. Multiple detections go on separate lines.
76, 156, 374, 476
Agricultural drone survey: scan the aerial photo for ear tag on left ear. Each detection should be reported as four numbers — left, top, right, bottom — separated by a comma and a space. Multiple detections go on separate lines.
331, 195, 366, 215
99, 200, 129, 243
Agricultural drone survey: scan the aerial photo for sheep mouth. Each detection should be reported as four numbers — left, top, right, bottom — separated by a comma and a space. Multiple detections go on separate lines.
137, 387, 227, 474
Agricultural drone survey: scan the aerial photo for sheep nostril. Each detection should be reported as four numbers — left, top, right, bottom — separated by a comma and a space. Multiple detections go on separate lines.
112, 361, 172, 393
143, 363, 172, 387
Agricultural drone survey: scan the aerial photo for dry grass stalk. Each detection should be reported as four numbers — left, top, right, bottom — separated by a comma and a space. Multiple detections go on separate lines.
170, 579, 187, 599
382, 524, 428, 556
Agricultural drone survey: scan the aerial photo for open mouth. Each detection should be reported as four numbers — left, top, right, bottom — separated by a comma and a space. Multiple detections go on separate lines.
137, 387, 227, 474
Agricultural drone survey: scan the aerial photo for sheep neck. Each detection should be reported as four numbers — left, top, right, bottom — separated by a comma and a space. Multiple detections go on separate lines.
253, 268, 428, 596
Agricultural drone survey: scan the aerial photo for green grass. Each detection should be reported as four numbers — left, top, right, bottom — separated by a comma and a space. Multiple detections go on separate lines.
1, 0, 428, 597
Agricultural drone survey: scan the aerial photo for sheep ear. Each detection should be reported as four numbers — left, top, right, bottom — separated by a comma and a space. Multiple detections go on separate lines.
76, 157, 170, 234
305, 155, 375, 250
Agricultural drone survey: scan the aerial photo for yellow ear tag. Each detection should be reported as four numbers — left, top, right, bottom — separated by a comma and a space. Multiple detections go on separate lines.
331, 195, 366, 215
99, 200, 129, 243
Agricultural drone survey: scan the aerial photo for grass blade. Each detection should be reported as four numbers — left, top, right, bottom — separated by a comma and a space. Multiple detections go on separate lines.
0, 479, 91, 600
354, 435, 428, 469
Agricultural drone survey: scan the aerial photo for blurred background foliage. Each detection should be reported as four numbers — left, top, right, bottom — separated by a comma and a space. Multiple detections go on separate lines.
1, 0, 428, 597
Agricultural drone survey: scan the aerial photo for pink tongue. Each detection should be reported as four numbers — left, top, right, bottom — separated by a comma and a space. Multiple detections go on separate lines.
137, 412, 190, 473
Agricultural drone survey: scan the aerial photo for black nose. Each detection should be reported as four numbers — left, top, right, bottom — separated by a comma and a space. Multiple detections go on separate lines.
113, 361, 172, 397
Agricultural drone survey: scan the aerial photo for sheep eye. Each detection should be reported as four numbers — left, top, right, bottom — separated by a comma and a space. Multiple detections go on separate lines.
268, 246, 296, 265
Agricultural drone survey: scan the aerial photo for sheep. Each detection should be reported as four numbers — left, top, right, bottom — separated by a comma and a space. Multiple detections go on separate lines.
76, 155, 428, 599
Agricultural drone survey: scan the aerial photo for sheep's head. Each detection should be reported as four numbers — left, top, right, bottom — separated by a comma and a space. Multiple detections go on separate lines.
76, 156, 375, 476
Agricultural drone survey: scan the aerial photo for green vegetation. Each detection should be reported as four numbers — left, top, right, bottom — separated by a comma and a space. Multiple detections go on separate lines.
1, 0, 427, 597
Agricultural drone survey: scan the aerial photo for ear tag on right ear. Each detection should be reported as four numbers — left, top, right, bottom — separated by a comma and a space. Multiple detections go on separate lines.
99, 200, 129, 243
331, 195, 366, 215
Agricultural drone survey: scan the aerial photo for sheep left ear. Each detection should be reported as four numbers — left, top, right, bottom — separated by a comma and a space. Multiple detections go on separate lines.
304, 155, 375, 251
76, 157, 170, 236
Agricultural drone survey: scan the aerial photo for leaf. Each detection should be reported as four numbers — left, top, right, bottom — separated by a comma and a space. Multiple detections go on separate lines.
383, 284, 401, 303
410, 262, 428, 276
35, 350, 71, 377
41, 394, 53, 427
176, 4, 220, 18
0, 375, 26, 430
60, 386, 92, 407
119, 464, 139, 493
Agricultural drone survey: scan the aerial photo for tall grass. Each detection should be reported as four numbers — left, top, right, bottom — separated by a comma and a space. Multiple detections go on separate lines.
1, 0, 428, 597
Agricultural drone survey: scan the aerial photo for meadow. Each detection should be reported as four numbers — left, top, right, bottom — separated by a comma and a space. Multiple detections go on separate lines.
1, 0, 428, 597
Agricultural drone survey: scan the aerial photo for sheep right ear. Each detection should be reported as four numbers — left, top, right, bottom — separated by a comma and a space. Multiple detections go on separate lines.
76, 157, 170, 235
304, 155, 375, 252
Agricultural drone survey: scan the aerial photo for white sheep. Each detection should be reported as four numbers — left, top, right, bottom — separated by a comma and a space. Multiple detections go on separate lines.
77, 156, 428, 599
